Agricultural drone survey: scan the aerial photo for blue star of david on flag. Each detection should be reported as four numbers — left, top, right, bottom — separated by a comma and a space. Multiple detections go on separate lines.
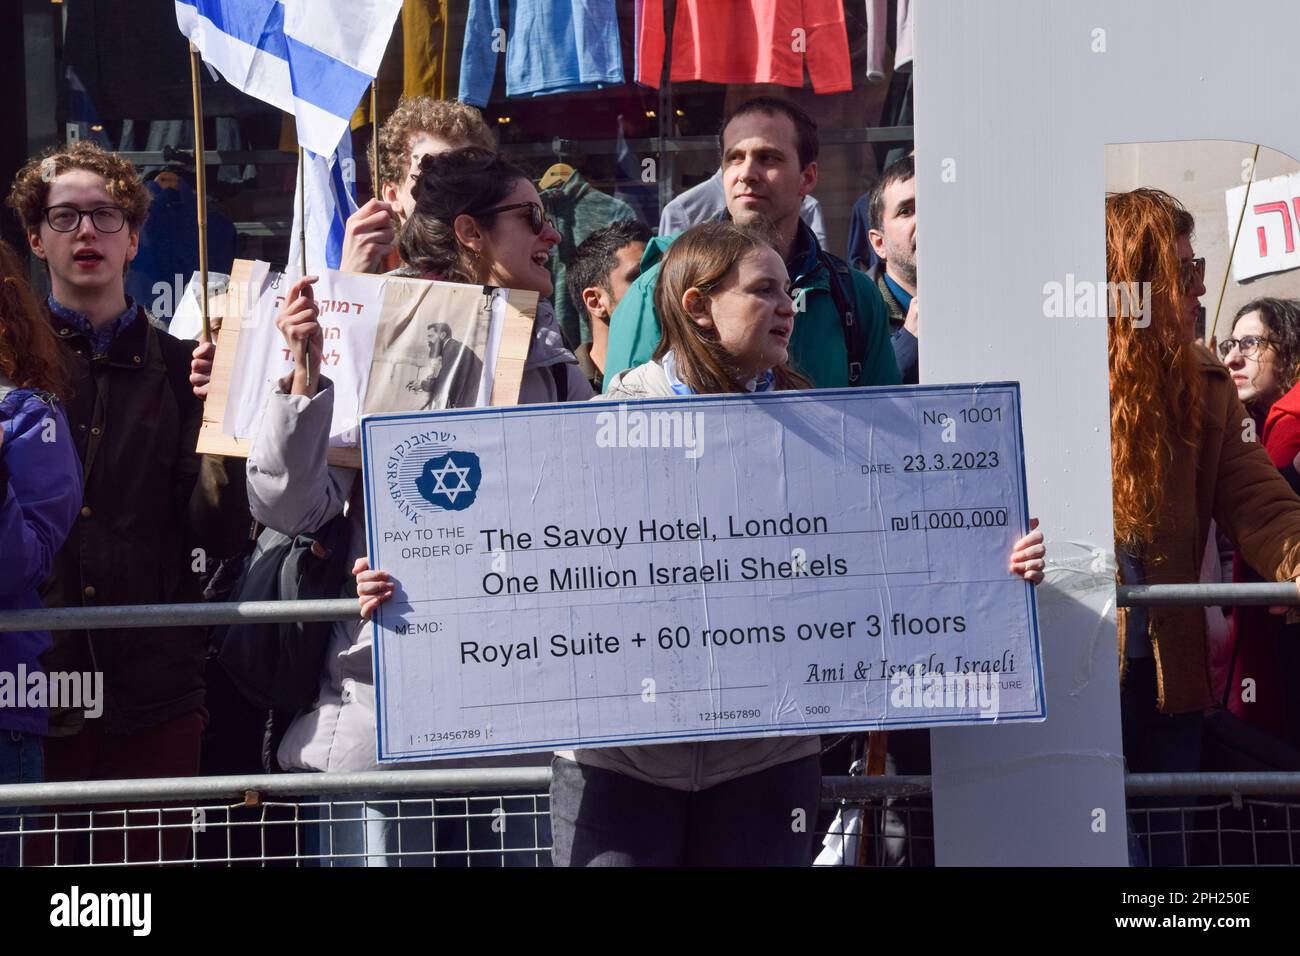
415, 451, 482, 512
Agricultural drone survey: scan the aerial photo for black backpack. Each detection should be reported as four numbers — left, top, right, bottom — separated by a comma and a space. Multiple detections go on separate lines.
818, 251, 867, 387
210, 511, 353, 711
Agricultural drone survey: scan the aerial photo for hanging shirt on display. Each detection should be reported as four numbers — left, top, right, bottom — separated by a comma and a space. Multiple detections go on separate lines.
637, 0, 852, 93
540, 170, 641, 348
864, 0, 888, 81
895, 0, 914, 69
658, 169, 828, 246
459, 0, 625, 106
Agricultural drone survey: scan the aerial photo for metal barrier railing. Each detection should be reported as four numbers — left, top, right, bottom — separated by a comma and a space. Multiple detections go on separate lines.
6, 768, 1300, 809
1119, 583, 1300, 606
3, 585, 1298, 865
1, 583, 1295, 634
2, 770, 1298, 867
0, 598, 360, 633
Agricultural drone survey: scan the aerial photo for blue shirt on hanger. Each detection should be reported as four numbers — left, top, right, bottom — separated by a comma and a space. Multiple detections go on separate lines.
459, 0, 625, 106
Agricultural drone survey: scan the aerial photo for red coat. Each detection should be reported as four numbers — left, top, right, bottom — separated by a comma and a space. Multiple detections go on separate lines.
1230, 381, 1300, 733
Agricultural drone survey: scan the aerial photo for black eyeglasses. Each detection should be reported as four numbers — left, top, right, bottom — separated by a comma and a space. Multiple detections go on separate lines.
1217, 334, 1272, 359
42, 205, 128, 234
1180, 256, 1206, 292
470, 202, 551, 235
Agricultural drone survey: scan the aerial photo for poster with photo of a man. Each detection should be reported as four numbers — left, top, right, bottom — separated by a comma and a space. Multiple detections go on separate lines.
364, 277, 489, 413
407, 320, 482, 409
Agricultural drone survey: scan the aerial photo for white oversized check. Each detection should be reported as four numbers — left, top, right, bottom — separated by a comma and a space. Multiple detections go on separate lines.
360, 384, 1044, 763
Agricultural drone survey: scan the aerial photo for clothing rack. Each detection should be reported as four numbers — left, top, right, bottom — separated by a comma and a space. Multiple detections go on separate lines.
504, 126, 914, 158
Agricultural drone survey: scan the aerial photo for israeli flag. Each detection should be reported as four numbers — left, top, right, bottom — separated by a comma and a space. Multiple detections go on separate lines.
289, 128, 358, 271
175, 0, 400, 158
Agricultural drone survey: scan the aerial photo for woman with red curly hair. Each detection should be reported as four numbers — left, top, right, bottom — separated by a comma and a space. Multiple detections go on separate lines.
1107, 189, 1300, 864
0, 238, 81, 865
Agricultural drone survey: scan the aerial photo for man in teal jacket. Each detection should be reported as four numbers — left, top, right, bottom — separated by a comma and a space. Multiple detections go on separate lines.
604, 97, 900, 391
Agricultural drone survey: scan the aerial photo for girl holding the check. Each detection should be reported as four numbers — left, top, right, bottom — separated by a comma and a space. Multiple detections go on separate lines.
357, 220, 1046, 866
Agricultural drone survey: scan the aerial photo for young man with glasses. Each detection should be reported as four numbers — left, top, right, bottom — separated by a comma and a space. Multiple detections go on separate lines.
6, 142, 208, 863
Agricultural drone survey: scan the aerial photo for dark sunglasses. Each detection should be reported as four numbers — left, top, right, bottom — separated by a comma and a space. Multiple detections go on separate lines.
1179, 256, 1206, 292
470, 201, 551, 235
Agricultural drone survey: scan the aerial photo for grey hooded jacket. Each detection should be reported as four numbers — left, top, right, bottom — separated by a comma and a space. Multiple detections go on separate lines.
554, 359, 821, 791
246, 298, 591, 772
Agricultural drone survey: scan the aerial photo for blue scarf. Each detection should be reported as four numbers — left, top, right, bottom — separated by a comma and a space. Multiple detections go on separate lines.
662, 350, 775, 395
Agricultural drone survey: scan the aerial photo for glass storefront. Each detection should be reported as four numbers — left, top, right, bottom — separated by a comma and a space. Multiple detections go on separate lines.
7, 0, 914, 314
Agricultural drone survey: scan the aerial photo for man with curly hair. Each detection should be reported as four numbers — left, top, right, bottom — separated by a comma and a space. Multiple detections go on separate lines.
339, 96, 494, 274
7, 141, 208, 864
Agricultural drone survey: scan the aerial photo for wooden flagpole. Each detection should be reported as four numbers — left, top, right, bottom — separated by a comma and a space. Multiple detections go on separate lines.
371, 80, 381, 203
297, 146, 312, 392
188, 43, 211, 343
1212, 143, 1262, 346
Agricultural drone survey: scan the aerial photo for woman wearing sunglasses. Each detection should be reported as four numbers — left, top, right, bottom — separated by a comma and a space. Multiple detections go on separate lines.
248, 148, 590, 865
1218, 298, 1300, 750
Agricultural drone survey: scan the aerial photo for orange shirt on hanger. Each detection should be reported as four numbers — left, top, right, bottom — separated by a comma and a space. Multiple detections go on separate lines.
637, 0, 852, 94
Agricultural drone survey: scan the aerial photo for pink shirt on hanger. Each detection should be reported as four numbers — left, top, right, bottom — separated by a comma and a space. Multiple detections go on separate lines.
637, 0, 852, 94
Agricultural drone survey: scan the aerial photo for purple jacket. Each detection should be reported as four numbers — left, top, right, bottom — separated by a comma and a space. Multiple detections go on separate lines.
0, 379, 82, 734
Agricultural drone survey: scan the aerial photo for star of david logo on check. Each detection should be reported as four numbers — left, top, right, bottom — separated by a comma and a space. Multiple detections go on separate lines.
415, 451, 482, 512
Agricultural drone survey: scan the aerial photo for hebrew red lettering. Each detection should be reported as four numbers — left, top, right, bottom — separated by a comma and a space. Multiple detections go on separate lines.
1254, 201, 1295, 256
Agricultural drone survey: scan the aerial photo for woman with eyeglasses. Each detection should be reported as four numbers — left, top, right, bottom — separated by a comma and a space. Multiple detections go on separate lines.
1220, 298, 1300, 419
1106, 189, 1300, 864
1217, 298, 1300, 749
247, 147, 590, 866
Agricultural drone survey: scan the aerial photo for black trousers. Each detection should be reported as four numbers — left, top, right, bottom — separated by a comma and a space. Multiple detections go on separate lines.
549, 754, 821, 867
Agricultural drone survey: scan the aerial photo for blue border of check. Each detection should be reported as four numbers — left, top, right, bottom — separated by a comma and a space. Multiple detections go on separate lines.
360, 382, 1046, 762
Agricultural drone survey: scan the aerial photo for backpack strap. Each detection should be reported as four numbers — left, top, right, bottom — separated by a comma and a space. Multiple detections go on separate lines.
549, 362, 570, 402
819, 251, 864, 387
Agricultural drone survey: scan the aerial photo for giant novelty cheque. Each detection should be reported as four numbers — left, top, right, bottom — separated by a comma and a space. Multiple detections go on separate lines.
361, 383, 1045, 763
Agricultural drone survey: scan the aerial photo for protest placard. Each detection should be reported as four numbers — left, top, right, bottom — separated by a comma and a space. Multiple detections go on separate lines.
360, 383, 1044, 763
196, 260, 538, 467
1226, 172, 1300, 282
